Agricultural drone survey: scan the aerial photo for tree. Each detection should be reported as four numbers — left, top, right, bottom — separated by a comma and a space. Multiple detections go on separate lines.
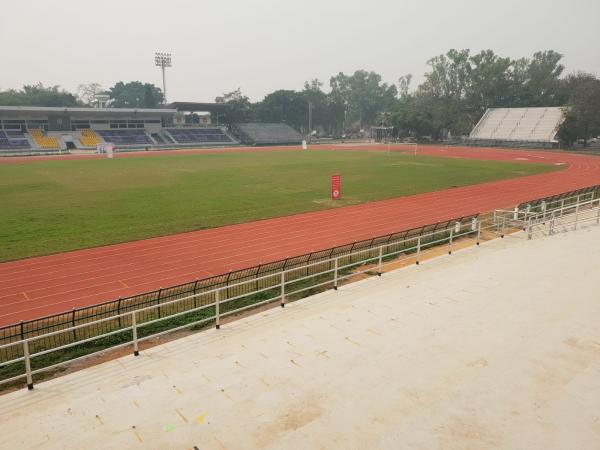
522, 50, 565, 106
389, 96, 434, 139
417, 49, 474, 136
330, 70, 398, 129
399, 48, 569, 139
216, 88, 253, 123
76, 83, 104, 106
255, 90, 307, 130
0, 83, 79, 107
301, 79, 337, 134
466, 50, 514, 115
557, 73, 600, 146
398, 74, 412, 99
108, 81, 164, 108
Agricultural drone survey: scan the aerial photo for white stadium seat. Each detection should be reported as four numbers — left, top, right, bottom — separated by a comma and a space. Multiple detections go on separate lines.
470, 107, 565, 143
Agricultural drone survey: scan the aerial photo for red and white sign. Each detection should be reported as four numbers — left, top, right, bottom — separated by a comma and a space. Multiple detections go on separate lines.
331, 174, 341, 200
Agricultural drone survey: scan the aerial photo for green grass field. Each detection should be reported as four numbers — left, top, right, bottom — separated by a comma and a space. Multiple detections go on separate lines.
0, 150, 559, 262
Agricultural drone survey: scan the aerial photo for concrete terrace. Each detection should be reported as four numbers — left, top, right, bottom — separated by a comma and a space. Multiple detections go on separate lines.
1, 226, 600, 449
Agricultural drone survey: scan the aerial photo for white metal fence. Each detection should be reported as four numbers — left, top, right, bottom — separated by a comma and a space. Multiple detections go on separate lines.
0, 219, 487, 391
494, 191, 597, 236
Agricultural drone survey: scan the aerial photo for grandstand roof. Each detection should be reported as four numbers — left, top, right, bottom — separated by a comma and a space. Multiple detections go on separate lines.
0, 106, 176, 116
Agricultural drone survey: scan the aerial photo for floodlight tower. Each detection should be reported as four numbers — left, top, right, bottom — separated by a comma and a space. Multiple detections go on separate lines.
154, 52, 172, 104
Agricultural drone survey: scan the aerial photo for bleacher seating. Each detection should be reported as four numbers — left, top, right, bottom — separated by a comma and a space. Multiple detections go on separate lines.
0, 130, 31, 150
29, 129, 60, 150
469, 107, 565, 142
80, 129, 101, 147
97, 130, 153, 146
232, 123, 303, 145
165, 128, 233, 144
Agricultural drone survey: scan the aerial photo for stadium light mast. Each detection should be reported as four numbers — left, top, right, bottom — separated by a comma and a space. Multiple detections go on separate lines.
154, 52, 172, 104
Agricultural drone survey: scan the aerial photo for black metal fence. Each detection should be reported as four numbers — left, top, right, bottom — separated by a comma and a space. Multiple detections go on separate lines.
517, 185, 600, 211
0, 215, 480, 363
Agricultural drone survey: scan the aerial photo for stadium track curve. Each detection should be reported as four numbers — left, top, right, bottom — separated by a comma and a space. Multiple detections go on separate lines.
1, 144, 600, 326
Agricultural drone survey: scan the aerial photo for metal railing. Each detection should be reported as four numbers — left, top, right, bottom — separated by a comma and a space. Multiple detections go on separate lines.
493, 187, 600, 235
525, 197, 600, 239
0, 217, 478, 357
1, 184, 599, 391
0, 218, 487, 390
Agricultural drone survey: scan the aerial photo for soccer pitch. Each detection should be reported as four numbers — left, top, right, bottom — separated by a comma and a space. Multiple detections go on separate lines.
0, 149, 559, 261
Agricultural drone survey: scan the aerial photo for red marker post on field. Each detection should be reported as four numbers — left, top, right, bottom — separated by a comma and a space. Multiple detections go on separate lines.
331, 174, 341, 200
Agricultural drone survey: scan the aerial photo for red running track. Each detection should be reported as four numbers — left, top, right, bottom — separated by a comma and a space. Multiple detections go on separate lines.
1, 144, 599, 326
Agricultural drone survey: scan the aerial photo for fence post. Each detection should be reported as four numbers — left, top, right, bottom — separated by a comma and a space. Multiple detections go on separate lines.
215, 290, 221, 329
20, 321, 25, 341
23, 340, 33, 390
501, 216, 506, 238
117, 298, 122, 328
157, 288, 162, 319
416, 236, 421, 265
542, 200, 548, 223
377, 246, 383, 276
527, 218, 533, 240
476, 220, 481, 246
333, 258, 339, 290
560, 199, 565, 216
193, 279, 199, 308
448, 228, 454, 255
574, 201, 580, 230
255, 264, 261, 291
71, 309, 76, 341
280, 271, 285, 308
132, 312, 139, 356
549, 213, 555, 235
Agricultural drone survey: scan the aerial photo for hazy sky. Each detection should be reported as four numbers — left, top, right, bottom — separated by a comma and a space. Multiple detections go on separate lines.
2, 0, 599, 102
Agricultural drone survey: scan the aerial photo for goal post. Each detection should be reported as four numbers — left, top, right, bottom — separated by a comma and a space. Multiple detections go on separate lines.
96, 142, 115, 159
381, 142, 418, 156
396, 142, 418, 156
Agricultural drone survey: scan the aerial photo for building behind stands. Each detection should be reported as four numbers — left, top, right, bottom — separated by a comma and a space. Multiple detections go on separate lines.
456, 107, 566, 149
0, 105, 305, 155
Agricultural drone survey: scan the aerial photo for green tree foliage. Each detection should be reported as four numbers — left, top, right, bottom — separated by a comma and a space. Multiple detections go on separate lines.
390, 49, 571, 139
390, 96, 434, 139
0, 83, 79, 107
255, 90, 307, 130
557, 73, 600, 146
329, 70, 397, 128
108, 81, 164, 108
216, 88, 254, 123
301, 79, 339, 134
521, 50, 565, 106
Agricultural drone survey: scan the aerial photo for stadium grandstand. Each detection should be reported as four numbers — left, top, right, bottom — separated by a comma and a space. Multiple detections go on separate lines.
0, 105, 308, 155
456, 106, 566, 148
231, 122, 303, 145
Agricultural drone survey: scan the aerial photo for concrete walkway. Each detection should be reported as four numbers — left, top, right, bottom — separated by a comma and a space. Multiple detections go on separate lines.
1, 226, 600, 450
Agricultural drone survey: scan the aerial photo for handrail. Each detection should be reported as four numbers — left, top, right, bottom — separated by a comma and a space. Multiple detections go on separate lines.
525, 199, 600, 239
0, 219, 489, 390
0, 216, 479, 342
